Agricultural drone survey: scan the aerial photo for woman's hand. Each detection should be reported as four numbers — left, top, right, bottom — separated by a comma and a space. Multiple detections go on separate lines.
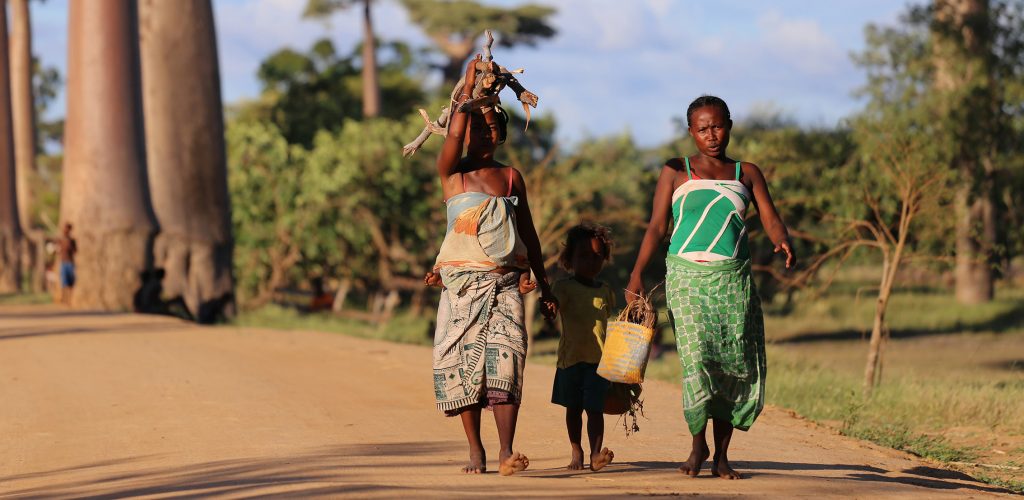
774, 240, 796, 269
625, 274, 645, 305
462, 54, 481, 98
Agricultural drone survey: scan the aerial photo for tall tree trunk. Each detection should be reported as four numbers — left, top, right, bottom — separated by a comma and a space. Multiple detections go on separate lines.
0, 3, 22, 293
361, 0, 380, 118
61, 0, 155, 310
138, 0, 235, 323
10, 0, 45, 292
933, 0, 996, 303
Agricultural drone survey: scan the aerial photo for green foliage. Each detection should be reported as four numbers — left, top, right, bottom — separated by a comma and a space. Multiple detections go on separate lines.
249, 39, 425, 146
400, 0, 557, 83
401, 0, 556, 47
227, 120, 311, 302
227, 113, 442, 303
33, 56, 62, 153
302, 0, 361, 19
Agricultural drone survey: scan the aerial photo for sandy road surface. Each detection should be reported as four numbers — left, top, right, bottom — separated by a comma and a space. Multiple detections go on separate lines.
0, 304, 1014, 498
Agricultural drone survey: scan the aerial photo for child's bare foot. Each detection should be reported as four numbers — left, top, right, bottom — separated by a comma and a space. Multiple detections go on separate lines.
498, 451, 529, 476
711, 454, 742, 479
518, 273, 537, 295
678, 443, 710, 477
590, 447, 614, 471
424, 271, 443, 288
567, 445, 584, 470
462, 447, 486, 474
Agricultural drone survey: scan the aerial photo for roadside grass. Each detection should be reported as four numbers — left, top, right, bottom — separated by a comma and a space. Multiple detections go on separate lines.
231, 304, 432, 346
0, 292, 52, 305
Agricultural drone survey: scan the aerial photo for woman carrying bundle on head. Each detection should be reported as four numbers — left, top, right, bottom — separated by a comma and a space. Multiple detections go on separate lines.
423, 55, 558, 476
626, 95, 796, 480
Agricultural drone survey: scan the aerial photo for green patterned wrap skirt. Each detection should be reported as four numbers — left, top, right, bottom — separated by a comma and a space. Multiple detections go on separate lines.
665, 255, 766, 435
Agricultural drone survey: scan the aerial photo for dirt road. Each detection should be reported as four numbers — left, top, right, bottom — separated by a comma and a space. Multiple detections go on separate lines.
0, 305, 1013, 498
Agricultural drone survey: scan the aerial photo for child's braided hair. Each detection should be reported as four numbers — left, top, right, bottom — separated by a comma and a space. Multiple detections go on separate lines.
558, 222, 613, 272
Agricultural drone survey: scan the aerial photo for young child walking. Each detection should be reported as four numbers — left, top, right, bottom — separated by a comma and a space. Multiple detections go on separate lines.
551, 223, 617, 471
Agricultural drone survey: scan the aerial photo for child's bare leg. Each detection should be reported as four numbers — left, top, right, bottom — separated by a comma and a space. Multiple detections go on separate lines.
494, 404, 529, 475
565, 407, 585, 470
459, 408, 486, 474
678, 424, 710, 477
711, 419, 741, 479
586, 408, 614, 471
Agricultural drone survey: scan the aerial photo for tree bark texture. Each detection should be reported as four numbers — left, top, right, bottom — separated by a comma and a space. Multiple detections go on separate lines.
933, 0, 997, 303
61, 0, 155, 310
10, 0, 46, 292
0, 3, 22, 292
361, 0, 380, 118
138, 0, 235, 322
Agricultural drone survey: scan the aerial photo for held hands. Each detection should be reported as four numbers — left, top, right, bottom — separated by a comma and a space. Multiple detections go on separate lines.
539, 288, 559, 323
774, 240, 796, 269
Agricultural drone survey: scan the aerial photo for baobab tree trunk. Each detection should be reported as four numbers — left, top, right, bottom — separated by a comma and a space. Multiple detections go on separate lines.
138, 0, 235, 323
61, 0, 155, 310
933, 0, 996, 304
10, 0, 46, 292
0, 3, 23, 293
361, 0, 380, 118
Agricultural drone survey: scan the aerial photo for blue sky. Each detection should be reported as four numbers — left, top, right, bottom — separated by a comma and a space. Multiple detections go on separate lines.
32, 0, 911, 147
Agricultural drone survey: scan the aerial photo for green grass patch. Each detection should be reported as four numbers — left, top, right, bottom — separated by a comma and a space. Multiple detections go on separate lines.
231, 304, 433, 346
0, 292, 52, 305
974, 474, 1024, 494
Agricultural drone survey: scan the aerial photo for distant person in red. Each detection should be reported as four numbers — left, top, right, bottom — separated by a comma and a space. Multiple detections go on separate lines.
59, 223, 77, 306
309, 277, 333, 312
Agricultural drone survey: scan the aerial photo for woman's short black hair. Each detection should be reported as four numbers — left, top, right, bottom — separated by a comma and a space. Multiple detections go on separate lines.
686, 95, 731, 127
558, 222, 613, 271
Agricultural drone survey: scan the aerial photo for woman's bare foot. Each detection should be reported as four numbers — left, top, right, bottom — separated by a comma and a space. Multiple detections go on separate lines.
711, 454, 742, 479
567, 444, 584, 470
498, 451, 529, 476
678, 443, 710, 477
462, 447, 486, 474
590, 447, 614, 471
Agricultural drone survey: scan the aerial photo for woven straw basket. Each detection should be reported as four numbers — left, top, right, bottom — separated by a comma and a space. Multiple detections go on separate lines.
597, 320, 655, 384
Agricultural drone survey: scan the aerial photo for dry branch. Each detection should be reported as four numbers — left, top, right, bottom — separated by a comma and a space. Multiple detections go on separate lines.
402, 29, 540, 157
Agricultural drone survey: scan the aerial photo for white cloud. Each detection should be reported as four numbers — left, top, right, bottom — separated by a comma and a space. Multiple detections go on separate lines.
755, 10, 844, 76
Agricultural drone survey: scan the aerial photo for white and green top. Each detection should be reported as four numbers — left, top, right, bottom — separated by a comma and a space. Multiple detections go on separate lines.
668, 157, 751, 263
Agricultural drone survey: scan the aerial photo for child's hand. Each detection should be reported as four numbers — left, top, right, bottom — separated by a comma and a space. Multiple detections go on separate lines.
424, 271, 444, 288
518, 273, 537, 295
540, 293, 559, 323
774, 240, 796, 269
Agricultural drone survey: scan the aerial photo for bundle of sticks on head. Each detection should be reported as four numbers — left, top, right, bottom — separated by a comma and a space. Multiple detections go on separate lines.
401, 30, 540, 158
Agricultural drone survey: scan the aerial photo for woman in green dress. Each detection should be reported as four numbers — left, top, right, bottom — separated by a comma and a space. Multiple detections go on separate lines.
627, 95, 795, 479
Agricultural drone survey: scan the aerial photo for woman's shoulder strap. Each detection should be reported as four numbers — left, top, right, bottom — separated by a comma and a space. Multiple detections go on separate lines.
735, 161, 742, 180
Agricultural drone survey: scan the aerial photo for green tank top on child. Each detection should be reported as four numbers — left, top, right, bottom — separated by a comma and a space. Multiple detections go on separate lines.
669, 157, 751, 263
